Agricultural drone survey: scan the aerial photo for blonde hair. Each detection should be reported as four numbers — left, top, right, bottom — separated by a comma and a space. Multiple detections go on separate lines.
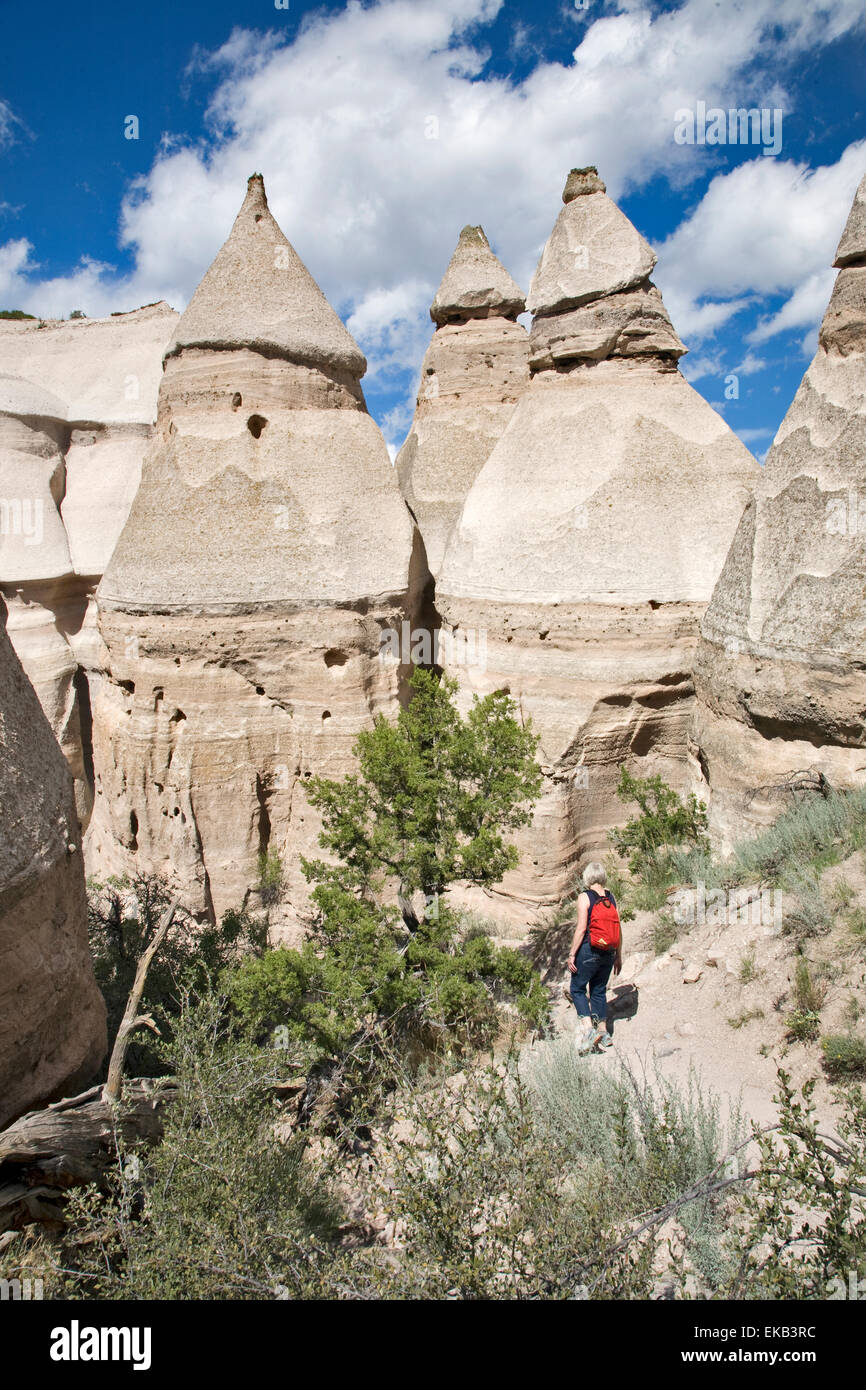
582, 861, 607, 889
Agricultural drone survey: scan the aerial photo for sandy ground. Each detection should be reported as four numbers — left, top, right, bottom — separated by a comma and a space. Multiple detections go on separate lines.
543, 858, 866, 1136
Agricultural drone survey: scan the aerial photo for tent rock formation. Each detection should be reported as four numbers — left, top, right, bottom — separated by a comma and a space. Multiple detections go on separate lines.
692, 171, 866, 845
90, 175, 419, 932
397, 225, 529, 578
436, 169, 759, 918
0, 303, 178, 822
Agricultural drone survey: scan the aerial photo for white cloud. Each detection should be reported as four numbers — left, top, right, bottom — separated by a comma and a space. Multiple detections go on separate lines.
0, 99, 24, 152
656, 142, 866, 347
3, 0, 866, 426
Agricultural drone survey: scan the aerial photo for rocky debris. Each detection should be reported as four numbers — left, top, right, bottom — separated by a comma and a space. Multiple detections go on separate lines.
682, 965, 703, 984
89, 175, 418, 929
692, 170, 866, 847
397, 225, 529, 578
0, 596, 106, 1129
436, 168, 758, 922
0, 303, 178, 822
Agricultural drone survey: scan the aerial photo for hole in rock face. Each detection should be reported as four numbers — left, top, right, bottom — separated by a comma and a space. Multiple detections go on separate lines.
129, 810, 139, 850
247, 414, 268, 439
322, 710, 331, 722
119, 679, 135, 694
324, 649, 349, 667
254, 214, 263, 223
231, 392, 242, 409
170, 709, 186, 724
174, 657, 181, 667
256, 685, 265, 696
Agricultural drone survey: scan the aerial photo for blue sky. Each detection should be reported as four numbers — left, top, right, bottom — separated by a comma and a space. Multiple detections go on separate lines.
2, 0, 866, 458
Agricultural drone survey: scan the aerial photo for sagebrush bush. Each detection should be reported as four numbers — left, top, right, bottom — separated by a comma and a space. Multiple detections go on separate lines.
56, 992, 346, 1301
822, 1033, 866, 1079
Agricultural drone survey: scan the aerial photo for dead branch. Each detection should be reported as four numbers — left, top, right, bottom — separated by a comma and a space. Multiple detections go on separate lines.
103, 896, 180, 1103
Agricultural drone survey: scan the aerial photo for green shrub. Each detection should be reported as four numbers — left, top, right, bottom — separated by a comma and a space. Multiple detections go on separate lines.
731, 789, 866, 885
791, 955, 827, 1015
256, 848, 286, 908
822, 1033, 866, 1079
780, 867, 833, 941
722, 1070, 866, 1298
652, 912, 679, 956
785, 1008, 821, 1042
610, 769, 709, 888
55, 991, 346, 1300
0, 308, 37, 319
224, 900, 549, 1132
362, 1044, 742, 1299
88, 873, 267, 1077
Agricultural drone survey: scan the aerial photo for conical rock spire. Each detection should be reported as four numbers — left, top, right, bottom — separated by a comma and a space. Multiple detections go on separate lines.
436, 168, 757, 917
167, 174, 366, 376
430, 225, 525, 325
692, 169, 866, 846
397, 225, 529, 577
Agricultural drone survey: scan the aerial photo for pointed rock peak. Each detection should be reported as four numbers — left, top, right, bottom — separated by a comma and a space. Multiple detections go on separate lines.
528, 169, 656, 316
430, 224, 525, 326
562, 167, 606, 202
166, 173, 366, 377
834, 170, 866, 268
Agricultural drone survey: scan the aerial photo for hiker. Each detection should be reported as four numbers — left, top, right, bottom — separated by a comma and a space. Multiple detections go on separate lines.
568, 862, 622, 1053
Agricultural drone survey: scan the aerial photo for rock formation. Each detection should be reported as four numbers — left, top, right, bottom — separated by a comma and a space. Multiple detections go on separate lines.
89, 175, 418, 930
396, 225, 529, 577
0, 303, 178, 821
0, 593, 106, 1128
436, 168, 759, 917
692, 171, 866, 846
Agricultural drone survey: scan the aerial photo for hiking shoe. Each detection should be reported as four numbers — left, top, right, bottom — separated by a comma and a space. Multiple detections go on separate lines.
575, 1022, 595, 1054
594, 1031, 614, 1051
591, 1022, 610, 1051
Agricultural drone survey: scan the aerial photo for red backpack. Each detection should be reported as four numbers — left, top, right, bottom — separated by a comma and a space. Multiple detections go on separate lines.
587, 889, 621, 952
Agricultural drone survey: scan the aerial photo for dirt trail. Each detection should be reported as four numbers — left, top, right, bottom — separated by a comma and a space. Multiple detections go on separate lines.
548, 870, 864, 1135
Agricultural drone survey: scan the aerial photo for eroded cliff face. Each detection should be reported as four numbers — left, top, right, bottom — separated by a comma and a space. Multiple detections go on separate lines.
0, 303, 178, 824
88, 175, 419, 933
0, 594, 106, 1128
396, 225, 529, 579
692, 171, 866, 847
436, 168, 759, 919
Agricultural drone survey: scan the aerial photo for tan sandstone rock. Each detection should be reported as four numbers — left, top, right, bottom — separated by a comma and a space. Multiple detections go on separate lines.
0, 303, 177, 822
436, 169, 759, 922
691, 171, 866, 847
397, 226, 529, 578
0, 594, 106, 1128
89, 175, 418, 931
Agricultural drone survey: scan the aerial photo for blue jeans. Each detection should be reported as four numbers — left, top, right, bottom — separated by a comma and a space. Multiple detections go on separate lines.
570, 937, 615, 1022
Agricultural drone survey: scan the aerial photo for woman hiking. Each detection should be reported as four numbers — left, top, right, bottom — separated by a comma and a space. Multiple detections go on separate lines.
568, 862, 622, 1053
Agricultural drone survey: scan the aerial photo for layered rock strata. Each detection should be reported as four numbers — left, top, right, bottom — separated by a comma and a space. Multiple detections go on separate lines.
397, 225, 529, 578
437, 169, 759, 917
90, 175, 418, 931
0, 303, 177, 821
692, 171, 866, 846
